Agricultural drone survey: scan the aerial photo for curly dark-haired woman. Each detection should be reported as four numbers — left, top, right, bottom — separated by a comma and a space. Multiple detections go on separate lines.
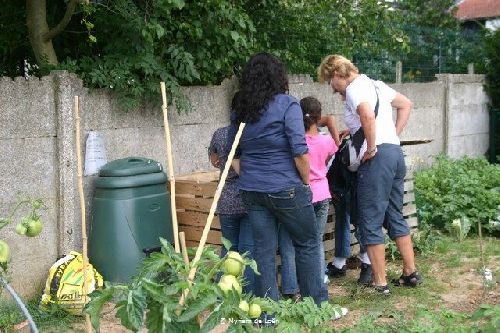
227, 53, 333, 308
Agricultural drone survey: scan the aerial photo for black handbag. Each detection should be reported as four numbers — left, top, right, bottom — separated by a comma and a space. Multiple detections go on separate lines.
340, 87, 379, 172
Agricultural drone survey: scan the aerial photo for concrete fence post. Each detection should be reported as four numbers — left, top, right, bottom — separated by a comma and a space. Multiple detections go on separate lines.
396, 61, 403, 84
436, 74, 452, 156
52, 71, 83, 255
467, 63, 474, 74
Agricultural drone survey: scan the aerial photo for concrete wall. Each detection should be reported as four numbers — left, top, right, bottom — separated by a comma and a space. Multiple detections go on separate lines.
0, 71, 489, 297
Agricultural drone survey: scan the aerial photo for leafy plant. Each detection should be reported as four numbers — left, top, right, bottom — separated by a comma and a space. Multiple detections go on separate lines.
0, 194, 45, 276
86, 237, 261, 332
415, 155, 500, 235
267, 297, 345, 332
483, 29, 500, 163
411, 223, 442, 255
448, 217, 471, 242
472, 304, 500, 332
57, 0, 257, 111
86, 237, 345, 332
384, 236, 400, 261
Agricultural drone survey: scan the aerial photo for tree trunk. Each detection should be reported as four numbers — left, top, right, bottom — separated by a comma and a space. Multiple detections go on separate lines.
26, 0, 58, 66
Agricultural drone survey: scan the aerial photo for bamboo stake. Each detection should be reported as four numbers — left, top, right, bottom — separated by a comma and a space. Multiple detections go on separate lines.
178, 122, 246, 308
160, 82, 180, 253
179, 231, 190, 303
179, 231, 190, 267
74, 96, 92, 333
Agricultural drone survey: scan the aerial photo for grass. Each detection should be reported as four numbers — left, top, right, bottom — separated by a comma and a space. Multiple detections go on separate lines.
0, 236, 498, 332
0, 298, 80, 332
329, 236, 499, 332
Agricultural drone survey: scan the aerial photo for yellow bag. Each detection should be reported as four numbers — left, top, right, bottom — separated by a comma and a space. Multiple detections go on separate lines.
40, 251, 103, 315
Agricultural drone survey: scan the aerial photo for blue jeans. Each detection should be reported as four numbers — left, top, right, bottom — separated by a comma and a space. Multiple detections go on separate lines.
334, 178, 367, 258
219, 213, 255, 294
278, 225, 298, 294
314, 199, 330, 273
358, 144, 409, 245
241, 184, 328, 306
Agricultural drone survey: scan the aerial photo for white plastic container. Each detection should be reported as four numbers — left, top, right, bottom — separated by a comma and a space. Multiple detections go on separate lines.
84, 131, 107, 176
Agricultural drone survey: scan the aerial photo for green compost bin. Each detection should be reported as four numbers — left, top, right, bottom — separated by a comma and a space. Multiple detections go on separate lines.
89, 157, 173, 283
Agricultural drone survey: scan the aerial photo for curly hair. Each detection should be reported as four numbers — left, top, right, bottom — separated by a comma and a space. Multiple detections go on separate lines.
233, 53, 289, 123
300, 96, 322, 131
317, 54, 358, 83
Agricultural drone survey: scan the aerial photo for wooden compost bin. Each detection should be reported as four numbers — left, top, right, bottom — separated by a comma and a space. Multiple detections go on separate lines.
173, 171, 418, 263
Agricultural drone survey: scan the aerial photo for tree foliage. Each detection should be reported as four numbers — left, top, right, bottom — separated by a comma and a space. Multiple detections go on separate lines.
242, 0, 408, 77
0, 0, 489, 110
396, 0, 486, 81
59, 0, 257, 110
483, 29, 500, 161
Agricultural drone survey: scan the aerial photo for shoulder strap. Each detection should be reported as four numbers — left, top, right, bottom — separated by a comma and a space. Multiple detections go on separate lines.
373, 82, 380, 118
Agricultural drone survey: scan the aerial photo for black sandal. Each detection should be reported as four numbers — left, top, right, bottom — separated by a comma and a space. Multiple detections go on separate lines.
392, 271, 422, 287
369, 284, 390, 296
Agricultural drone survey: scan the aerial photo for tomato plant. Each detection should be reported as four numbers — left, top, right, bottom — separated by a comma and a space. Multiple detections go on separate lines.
0, 194, 45, 275
86, 238, 262, 332
86, 237, 348, 332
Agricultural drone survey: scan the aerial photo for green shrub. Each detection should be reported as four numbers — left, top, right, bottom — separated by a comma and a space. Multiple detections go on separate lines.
414, 155, 500, 235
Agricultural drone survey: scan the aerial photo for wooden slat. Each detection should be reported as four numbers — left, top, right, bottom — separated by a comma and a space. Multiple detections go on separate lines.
404, 180, 414, 192
406, 216, 419, 228
177, 210, 221, 229
323, 239, 334, 252
176, 171, 219, 182
324, 221, 334, 234
403, 192, 415, 204
403, 203, 417, 217
175, 180, 217, 198
179, 225, 222, 245
176, 196, 213, 213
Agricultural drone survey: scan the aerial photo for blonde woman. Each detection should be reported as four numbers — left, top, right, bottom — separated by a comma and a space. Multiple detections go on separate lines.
317, 55, 421, 294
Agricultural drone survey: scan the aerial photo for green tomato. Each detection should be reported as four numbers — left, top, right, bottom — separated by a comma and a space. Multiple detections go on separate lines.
248, 303, 262, 319
218, 274, 242, 295
25, 218, 43, 237
239, 300, 249, 313
32, 200, 43, 209
0, 240, 11, 263
224, 251, 244, 277
15, 223, 27, 235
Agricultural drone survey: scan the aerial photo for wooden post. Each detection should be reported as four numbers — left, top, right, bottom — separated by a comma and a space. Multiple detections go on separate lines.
74, 96, 92, 333
396, 61, 402, 84
178, 122, 246, 308
160, 82, 180, 253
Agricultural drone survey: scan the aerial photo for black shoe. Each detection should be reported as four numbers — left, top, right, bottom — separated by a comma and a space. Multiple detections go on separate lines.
357, 263, 372, 285
371, 284, 390, 296
282, 292, 302, 303
327, 262, 347, 278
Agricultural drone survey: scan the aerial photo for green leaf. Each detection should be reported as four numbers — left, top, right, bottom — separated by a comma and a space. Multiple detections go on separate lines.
141, 279, 170, 303
145, 302, 173, 333
221, 237, 232, 252
177, 294, 217, 322
85, 287, 115, 333
230, 31, 240, 42
116, 288, 147, 331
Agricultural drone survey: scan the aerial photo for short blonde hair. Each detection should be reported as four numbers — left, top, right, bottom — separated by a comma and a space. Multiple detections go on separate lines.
317, 54, 359, 83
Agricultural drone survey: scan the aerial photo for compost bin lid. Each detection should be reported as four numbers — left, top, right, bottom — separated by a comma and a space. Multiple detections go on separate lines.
99, 157, 163, 177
